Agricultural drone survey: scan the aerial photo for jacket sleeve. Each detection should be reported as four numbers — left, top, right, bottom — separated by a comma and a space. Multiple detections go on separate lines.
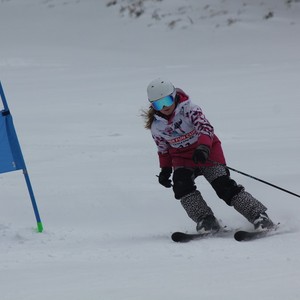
189, 103, 214, 149
151, 132, 172, 168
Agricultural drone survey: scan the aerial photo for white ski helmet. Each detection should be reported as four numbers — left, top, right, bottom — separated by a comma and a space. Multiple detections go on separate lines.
147, 78, 175, 102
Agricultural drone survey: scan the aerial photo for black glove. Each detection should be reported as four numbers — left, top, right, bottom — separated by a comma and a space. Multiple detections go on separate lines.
158, 167, 172, 188
192, 145, 210, 164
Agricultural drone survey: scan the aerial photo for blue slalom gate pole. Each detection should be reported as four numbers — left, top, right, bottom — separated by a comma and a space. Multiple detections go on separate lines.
23, 169, 43, 232
0, 81, 43, 232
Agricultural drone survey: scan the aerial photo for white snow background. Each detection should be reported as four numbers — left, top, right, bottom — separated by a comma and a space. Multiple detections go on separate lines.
1, 0, 300, 299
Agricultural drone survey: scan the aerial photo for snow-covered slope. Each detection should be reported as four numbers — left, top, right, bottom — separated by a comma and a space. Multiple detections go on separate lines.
1, 0, 300, 299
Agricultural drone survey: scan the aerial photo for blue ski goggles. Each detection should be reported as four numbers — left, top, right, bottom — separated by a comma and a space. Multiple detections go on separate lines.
150, 95, 174, 111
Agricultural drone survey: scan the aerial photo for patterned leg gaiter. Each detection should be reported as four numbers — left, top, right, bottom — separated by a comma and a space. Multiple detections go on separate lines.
180, 190, 214, 223
231, 189, 267, 224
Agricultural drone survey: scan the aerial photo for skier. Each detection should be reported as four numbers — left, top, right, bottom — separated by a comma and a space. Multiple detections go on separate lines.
143, 77, 274, 233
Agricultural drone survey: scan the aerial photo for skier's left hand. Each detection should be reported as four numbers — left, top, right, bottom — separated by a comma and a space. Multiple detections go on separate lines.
192, 145, 210, 164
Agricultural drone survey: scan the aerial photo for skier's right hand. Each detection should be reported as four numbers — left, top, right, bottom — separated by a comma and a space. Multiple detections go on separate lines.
158, 167, 172, 188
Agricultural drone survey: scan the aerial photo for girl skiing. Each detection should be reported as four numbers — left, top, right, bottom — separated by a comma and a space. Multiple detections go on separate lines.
143, 77, 273, 233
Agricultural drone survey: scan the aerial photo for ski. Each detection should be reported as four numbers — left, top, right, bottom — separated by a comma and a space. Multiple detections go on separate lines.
171, 231, 210, 242
234, 225, 279, 242
171, 228, 228, 243
172, 224, 279, 242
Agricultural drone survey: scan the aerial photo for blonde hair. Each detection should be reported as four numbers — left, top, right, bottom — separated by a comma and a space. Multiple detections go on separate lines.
141, 106, 156, 129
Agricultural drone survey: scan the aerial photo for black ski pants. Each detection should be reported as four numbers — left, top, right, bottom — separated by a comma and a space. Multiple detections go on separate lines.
172, 166, 243, 205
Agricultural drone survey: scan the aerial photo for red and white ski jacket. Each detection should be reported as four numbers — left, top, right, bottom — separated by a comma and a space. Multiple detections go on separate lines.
151, 88, 226, 168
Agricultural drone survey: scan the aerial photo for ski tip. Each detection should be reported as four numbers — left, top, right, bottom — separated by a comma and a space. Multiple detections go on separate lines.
234, 231, 246, 242
171, 232, 190, 243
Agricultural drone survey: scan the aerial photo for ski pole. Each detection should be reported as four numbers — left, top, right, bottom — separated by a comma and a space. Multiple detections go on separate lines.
209, 160, 300, 199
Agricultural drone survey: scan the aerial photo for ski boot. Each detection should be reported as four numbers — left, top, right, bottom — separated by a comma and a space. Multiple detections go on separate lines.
196, 215, 221, 234
253, 212, 274, 231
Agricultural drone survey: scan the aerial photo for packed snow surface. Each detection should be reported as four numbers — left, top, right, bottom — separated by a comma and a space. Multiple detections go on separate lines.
1, 0, 300, 299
